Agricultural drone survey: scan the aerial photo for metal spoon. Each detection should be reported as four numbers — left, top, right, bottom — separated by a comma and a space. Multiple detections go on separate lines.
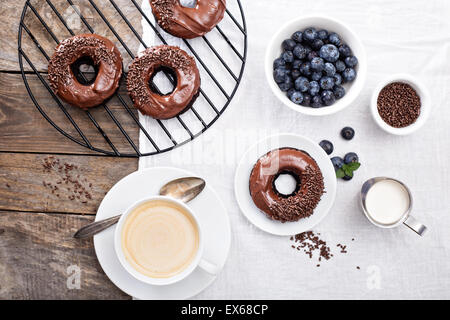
73, 177, 205, 239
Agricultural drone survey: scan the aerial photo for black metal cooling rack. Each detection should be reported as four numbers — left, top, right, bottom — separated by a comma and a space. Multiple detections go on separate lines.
18, 0, 247, 157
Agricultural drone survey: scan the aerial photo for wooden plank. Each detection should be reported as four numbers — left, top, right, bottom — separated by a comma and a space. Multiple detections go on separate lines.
0, 72, 141, 155
0, 0, 143, 72
0, 153, 138, 214
0, 0, 27, 72
0, 210, 130, 299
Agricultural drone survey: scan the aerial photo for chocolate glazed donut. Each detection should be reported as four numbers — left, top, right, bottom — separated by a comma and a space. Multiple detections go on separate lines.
249, 148, 325, 223
127, 45, 201, 120
48, 34, 123, 109
149, 0, 226, 39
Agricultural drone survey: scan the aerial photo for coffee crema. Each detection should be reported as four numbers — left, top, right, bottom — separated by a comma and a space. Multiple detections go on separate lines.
121, 200, 199, 278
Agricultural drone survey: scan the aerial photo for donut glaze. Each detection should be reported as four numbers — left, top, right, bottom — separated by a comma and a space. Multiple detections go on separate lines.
149, 0, 226, 39
249, 148, 325, 222
127, 45, 201, 120
48, 34, 123, 109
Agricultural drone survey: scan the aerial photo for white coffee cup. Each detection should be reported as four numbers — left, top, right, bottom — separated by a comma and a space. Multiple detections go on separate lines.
114, 196, 219, 286
360, 177, 427, 236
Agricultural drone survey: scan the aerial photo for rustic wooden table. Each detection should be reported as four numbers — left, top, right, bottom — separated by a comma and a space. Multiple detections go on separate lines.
0, 0, 147, 299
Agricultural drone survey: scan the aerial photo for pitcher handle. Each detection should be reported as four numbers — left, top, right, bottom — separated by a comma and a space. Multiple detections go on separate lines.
403, 216, 427, 236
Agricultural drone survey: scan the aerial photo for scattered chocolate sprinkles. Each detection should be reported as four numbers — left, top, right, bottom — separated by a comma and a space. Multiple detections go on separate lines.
377, 82, 421, 128
269, 166, 325, 222
290, 231, 354, 267
337, 243, 347, 253
41, 156, 93, 205
290, 232, 332, 264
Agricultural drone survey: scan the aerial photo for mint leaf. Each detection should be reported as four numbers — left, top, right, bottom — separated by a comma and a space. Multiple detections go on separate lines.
343, 168, 354, 177
336, 168, 345, 178
346, 162, 361, 171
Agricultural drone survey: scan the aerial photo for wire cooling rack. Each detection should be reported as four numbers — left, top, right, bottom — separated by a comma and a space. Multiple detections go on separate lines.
18, 0, 247, 157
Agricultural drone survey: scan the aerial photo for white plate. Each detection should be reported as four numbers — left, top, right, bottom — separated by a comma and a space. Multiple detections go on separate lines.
234, 133, 336, 235
94, 167, 231, 300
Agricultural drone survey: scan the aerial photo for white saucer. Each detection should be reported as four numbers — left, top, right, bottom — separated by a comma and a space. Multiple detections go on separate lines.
234, 133, 336, 236
94, 167, 231, 300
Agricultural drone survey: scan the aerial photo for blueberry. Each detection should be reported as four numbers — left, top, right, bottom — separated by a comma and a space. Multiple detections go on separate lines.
293, 45, 307, 59
344, 152, 359, 164
289, 91, 304, 105
342, 68, 357, 82
317, 29, 329, 40
311, 57, 325, 72
309, 81, 320, 96
335, 60, 346, 73
287, 88, 295, 98
303, 27, 318, 42
273, 57, 286, 69
295, 76, 310, 92
331, 156, 344, 170
333, 85, 346, 99
278, 77, 293, 91
341, 127, 355, 140
328, 32, 341, 46
291, 69, 301, 80
321, 90, 336, 106
273, 68, 287, 83
343, 175, 353, 181
338, 44, 352, 57
334, 74, 342, 85
311, 72, 322, 81
291, 31, 303, 43
282, 39, 297, 51
319, 76, 335, 90
302, 93, 312, 106
311, 95, 323, 108
319, 140, 334, 155
292, 59, 302, 70
345, 56, 358, 68
304, 46, 312, 56
311, 39, 324, 50
282, 50, 294, 63
324, 62, 336, 76
300, 62, 312, 76
307, 51, 319, 61
319, 44, 340, 62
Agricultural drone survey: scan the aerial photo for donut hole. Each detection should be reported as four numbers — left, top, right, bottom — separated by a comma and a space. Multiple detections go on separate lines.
149, 66, 177, 96
179, 0, 197, 8
71, 56, 99, 85
273, 171, 301, 198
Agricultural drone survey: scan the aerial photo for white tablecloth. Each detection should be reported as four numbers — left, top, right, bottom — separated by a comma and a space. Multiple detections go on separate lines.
139, 0, 450, 299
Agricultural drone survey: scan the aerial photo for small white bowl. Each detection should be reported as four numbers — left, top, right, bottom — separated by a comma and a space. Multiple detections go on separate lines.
265, 15, 367, 116
370, 74, 430, 135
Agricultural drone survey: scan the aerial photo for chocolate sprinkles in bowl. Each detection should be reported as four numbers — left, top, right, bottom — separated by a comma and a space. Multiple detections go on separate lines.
377, 82, 421, 128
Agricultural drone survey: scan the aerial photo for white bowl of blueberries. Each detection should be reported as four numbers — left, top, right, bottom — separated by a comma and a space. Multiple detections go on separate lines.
265, 15, 367, 116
